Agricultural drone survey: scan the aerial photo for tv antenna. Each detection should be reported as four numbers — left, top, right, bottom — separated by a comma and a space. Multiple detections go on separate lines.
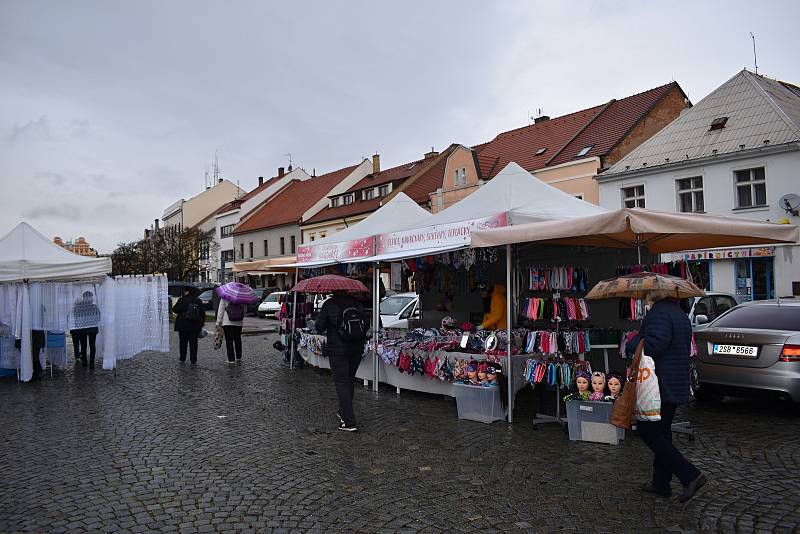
284, 153, 293, 169
213, 150, 222, 182
750, 32, 758, 74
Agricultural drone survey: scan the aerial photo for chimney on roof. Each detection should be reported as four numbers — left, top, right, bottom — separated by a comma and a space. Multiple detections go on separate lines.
288, 164, 293, 172
534, 115, 550, 124
278, 167, 285, 178
258, 176, 264, 186
372, 153, 381, 174
424, 147, 439, 159
217, 178, 223, 183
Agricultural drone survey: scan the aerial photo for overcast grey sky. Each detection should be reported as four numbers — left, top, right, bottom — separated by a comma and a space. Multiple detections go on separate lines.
1, 0, 798, 252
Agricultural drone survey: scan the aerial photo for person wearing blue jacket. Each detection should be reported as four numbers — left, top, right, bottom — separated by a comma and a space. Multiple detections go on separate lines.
628, 292, 706, 502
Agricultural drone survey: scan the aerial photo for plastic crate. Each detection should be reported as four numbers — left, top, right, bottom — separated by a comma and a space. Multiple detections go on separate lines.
454, 383, 506, 424
566, 400, 625, 445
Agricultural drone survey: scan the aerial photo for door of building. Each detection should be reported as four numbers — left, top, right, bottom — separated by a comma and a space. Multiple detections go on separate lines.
734, 257, 774, 301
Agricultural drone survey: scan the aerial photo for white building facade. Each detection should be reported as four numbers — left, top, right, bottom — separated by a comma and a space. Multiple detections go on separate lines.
598, 70, 800, 301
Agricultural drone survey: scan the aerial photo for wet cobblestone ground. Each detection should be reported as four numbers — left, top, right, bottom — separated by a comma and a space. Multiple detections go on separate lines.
1, 332, 799, 533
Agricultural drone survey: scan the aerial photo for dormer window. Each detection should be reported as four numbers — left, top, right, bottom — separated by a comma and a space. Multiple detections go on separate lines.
535, 148, 547, 156
331, 197, 340, 208
710, 117, 728, 131
576, 145, 593, 158
343, 194, 354, 205
378, 184, 389, 197
363, 188, 375, 201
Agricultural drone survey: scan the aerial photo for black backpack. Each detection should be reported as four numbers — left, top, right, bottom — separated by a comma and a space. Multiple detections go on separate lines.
185, 301, 204, 322
338, 306, 367, 342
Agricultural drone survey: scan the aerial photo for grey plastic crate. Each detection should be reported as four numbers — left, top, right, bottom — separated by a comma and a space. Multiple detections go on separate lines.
566, 400, 625, 445
454, 383, 506, 423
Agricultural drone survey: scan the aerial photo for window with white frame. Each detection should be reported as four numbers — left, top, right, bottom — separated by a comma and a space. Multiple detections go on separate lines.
363, 188, 375, 200
220, 224, 235, 238
453, 167, 467, 187
734, 167, 766, 208
330, 196, 340, 208
343, 194, 354, 205
676, 176, 704, 213
378, 184, 389, 197
621, 185, 645, 208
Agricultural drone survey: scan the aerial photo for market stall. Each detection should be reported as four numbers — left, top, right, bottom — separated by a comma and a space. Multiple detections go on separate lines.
0, 223, 169, 381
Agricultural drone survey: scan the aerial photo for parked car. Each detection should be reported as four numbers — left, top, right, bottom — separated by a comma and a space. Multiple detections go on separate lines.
693, 299, 800, 403
198, 290, 214, 310
685, 292, 739, 328
258, 291, 287, 318
245, 288, 272, 316
379, 292, 419, 329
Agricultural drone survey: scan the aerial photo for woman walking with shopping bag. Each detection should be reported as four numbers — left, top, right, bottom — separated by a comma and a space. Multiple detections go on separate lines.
214, 282, 258, 363
627, 290, 706, 502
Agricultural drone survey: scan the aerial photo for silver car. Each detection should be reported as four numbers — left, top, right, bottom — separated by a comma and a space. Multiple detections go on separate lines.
693, 299, 800, 403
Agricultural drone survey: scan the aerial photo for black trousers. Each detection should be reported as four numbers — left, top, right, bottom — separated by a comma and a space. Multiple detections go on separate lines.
637, 401, 701, 489
223, 325, 242, 361
32, 330, 45, 378
75, 329, 97, 361
329, 350, 362, 426
178, 330, 199, 362
70, 330, 80, 359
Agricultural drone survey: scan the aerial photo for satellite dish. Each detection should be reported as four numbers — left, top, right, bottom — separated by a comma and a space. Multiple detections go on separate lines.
779, 194, 800, 216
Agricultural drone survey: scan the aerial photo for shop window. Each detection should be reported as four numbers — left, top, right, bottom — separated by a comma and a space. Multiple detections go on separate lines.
363, 188, 374, 200
290, 235, 296, 253
621, 185, 645, 208
734, 167, 766, 208
677, 176, 704, 213
378, 184, 389, 197
280, 237, 285, 255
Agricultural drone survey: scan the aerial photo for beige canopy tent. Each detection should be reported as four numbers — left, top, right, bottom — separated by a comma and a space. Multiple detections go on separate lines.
471, 208, 800, 256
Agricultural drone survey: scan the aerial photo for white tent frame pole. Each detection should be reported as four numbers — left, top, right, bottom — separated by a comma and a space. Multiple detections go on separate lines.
289, 268, 299, 370
373, 262, 379, 393
506, 244, 513, 423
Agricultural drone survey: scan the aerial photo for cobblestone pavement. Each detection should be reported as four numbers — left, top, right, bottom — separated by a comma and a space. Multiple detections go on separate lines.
1, 332, 799, 533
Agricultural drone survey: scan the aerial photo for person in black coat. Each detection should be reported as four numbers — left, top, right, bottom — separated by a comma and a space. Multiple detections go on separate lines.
315, 290, 369, 432
628, 293, 706, 502
172, 287, 205, 364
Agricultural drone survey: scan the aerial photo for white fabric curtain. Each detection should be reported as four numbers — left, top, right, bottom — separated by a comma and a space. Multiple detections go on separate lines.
101, 275, 169, 370
0, 275, 169, 379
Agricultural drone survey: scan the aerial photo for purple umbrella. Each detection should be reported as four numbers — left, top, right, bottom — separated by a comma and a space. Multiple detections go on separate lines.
215, 282, 260, 304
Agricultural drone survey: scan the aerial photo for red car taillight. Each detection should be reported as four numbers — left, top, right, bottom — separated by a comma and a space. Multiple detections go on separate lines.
780, 345, 800, 362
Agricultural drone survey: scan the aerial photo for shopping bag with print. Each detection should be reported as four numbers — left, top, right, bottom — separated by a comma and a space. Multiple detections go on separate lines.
213, 326, 224, 350
634, 353, 661, 421
611, 339, 641, 429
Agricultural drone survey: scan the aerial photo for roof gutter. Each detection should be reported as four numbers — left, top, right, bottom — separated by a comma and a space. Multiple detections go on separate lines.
596, 141, 800, 182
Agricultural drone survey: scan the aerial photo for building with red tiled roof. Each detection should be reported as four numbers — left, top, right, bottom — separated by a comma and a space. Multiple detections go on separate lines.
231, 159, 372, 288
473, 81, 690, 204
300, 149, 456, 242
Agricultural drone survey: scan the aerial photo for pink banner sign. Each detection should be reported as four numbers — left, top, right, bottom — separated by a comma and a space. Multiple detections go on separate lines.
377, 213, 508, 256
296, 236, 375, 264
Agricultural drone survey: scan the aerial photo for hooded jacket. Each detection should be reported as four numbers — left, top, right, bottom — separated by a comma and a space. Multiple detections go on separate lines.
480, 284, 507, 331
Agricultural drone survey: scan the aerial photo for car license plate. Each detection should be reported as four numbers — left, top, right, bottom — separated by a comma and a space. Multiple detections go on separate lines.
713, 344, 758, 357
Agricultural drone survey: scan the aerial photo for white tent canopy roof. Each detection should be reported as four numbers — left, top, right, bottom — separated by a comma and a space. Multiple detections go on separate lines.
407, 162, 607, 228
288, 193, 432, 268
0, 222, 112, 282
362, 162, 608, 263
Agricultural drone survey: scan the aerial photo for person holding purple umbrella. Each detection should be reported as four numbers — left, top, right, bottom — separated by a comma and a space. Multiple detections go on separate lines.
215, 282, 257, 363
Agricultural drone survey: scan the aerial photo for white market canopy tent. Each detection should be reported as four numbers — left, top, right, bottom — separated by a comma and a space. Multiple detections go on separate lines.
0, 222, 111, 282
0, 223, 168, 382
286, 192, 433, 268
363, 162, 608, 263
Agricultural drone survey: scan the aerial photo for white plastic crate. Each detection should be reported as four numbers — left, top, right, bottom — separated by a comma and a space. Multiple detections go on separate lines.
454, 383, 506, 423
566, 400, 625, 445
